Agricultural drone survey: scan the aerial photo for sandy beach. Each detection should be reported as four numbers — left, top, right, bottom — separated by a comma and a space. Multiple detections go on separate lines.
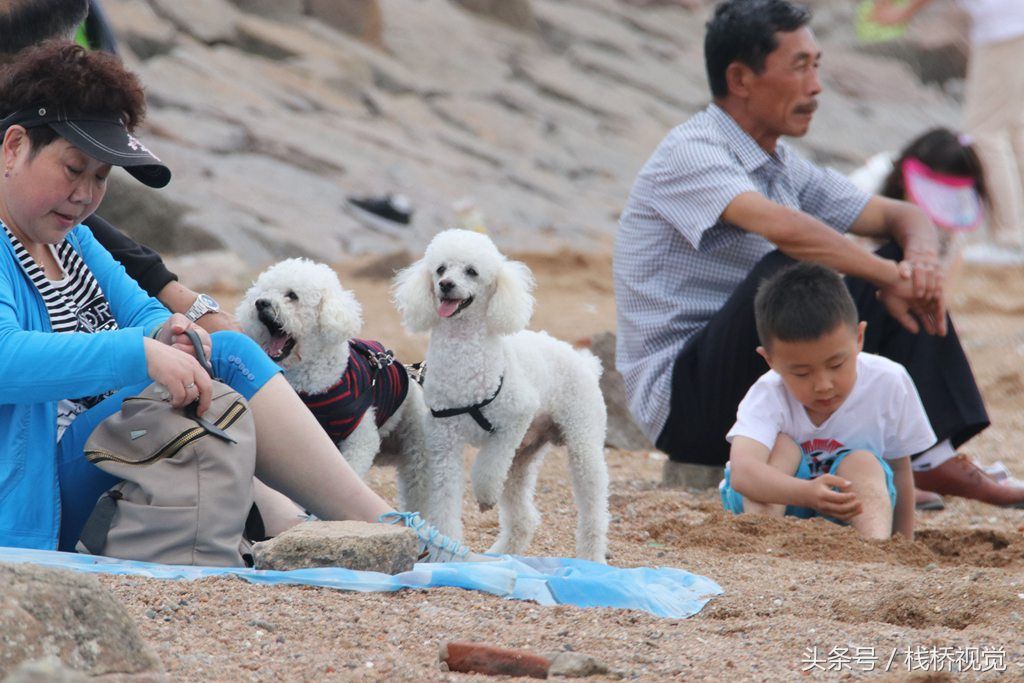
89, 251, 1024, 681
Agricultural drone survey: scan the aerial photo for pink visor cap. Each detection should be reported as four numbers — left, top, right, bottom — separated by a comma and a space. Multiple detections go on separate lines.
901, 157, 983, 232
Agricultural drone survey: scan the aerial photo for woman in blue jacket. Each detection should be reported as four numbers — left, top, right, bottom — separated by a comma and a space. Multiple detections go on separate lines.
0, 43, 471, 561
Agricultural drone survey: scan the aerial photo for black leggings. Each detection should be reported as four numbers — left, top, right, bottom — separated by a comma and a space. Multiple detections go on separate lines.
655, 244, 989, 467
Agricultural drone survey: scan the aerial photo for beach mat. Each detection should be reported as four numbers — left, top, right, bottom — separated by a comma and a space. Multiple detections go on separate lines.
0, 547, 721, 619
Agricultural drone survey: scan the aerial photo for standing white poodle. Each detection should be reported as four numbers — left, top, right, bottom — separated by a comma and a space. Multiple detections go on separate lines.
392, 230, 610, 562
237, 258, 432, 517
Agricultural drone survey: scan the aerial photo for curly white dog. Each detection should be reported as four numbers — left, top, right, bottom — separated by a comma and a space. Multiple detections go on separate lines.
393, 230, 609, 562
237, 258, 432, 517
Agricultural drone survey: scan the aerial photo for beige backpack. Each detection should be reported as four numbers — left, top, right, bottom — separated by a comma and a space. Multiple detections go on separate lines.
77, 372, 257, 567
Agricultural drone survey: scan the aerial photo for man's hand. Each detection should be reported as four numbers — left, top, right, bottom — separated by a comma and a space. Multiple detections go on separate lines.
800, 474, 862, 521
877, 275, 947, 336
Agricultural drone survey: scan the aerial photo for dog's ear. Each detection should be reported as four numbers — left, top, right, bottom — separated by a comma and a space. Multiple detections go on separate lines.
392, 259, 437, 333
318, 286, 363, 341
486, 258, 535, 336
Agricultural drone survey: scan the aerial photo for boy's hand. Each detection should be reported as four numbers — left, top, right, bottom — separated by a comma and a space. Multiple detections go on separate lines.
802, 474, 863, 521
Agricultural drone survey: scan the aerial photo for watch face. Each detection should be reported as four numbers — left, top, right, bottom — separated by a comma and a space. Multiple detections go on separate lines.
198, 294, 220, 312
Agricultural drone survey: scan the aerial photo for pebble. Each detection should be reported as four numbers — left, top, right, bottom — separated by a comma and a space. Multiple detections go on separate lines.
145, 609, 157, 619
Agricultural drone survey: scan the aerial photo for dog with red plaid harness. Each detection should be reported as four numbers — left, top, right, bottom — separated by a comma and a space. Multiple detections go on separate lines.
238, 258, 432, 517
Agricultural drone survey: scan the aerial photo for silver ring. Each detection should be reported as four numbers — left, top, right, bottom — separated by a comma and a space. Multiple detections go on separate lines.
184, 382, 196, 390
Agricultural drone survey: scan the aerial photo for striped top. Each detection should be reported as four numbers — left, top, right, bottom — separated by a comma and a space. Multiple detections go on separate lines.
298, 339, 409, 443
2, 222, 118, 437
613, 104, 870, 443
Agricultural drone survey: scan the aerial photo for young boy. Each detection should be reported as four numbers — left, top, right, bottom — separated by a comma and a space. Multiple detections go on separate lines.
719, 263, 936, 539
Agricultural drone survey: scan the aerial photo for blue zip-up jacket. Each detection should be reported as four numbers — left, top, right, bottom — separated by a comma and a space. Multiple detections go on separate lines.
0, 224, 169, 549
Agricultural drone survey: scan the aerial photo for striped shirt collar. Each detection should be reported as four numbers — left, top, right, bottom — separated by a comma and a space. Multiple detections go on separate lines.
706, 103, 790, 174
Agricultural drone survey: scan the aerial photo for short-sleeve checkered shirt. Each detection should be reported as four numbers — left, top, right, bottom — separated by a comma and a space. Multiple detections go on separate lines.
613, 104, 871, 444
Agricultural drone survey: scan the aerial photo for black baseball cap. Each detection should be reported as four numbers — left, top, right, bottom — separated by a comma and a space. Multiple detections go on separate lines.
0, 105, 170, 188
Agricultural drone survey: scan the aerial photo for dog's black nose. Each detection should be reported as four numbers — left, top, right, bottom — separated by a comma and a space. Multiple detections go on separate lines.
255, 298, 271, 311
439, 279, 455, 295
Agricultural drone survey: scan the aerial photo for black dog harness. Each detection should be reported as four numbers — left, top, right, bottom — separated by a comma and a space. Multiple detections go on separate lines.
430, 375, 504, 433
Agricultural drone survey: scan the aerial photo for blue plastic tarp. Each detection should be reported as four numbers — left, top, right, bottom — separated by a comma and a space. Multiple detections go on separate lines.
0, 546, 722, 619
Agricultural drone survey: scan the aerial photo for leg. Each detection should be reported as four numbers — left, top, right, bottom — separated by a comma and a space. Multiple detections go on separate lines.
252, 478, 306, 537
965, 36, 1024, 249
489, 447, 547, 556
556, 388, 610, 562
338, 414, 381, 479
210, 332, 391, 523
657, 250, 794, 471
424, 422, 466, 539
471, 419, 534, 511
833, 450, 893, 540
740, 434, 803, 517
56, 379, 151, 551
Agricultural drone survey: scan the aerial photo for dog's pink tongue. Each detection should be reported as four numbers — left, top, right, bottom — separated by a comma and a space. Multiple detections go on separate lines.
437, 299, 461, 318
266, 334, 290, 358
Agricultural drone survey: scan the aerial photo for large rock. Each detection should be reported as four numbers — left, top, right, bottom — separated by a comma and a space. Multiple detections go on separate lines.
97, 169, 224, 256
590, 332, 654, 452
148, 0, 243, 45
101, 0, 178, 60
227, 0, 305, 17
0, 563, 164, 680
449, 0, 539, 32
2, 657, 90, 683
251, 521, 419, 573
306, 0, 384, 47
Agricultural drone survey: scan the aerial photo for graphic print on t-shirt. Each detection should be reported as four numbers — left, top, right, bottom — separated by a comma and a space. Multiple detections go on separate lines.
801, 437, 852, 478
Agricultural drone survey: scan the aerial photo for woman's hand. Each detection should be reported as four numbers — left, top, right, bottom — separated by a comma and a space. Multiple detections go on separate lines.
143, 337, 212, 415
155, 313, 213, 361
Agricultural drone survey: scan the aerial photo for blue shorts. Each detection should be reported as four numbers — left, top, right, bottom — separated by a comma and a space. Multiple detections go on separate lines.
719, 450, 897, 521
56, 331, 281, 551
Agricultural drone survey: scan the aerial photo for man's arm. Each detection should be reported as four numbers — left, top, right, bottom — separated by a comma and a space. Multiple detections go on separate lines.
84, 214, 177, 298
84, 215, 240, 333
721, 192, 946, 335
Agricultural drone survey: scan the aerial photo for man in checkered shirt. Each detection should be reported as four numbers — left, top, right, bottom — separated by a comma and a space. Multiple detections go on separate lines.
614, 0, 1022, 506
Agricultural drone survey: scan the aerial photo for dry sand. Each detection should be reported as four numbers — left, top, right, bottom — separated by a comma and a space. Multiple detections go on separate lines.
96, 252, 1024, 681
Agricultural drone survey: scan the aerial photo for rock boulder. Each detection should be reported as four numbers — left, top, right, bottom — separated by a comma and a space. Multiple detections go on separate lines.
252, 521, 419, 573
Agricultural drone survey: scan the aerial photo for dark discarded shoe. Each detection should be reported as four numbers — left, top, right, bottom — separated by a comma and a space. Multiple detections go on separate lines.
346, 194, 413, 236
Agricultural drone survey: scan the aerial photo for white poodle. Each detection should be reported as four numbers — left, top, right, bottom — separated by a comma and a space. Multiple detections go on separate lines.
237, 258, 431, 516
392, 230, 610, 562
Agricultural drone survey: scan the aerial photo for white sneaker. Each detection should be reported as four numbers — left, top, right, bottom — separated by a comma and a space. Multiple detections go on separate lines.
378, 511, 489, 562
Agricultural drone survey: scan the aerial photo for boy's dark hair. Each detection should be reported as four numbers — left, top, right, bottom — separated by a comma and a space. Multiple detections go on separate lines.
0, 0, 88, 57
0, 41, 145, 152
755, 262, 858, 348
881, 127, 988, 204
705, 0, 812, 98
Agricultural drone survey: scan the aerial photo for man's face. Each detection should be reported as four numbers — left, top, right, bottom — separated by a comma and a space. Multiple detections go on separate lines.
745, 27, 822, 140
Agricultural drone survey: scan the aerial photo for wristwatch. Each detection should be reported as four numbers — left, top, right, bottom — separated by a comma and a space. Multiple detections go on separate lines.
185, 293, 221, 322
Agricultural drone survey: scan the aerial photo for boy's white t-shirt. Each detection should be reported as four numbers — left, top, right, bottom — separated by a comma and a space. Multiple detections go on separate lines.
726, 353, 936, 478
